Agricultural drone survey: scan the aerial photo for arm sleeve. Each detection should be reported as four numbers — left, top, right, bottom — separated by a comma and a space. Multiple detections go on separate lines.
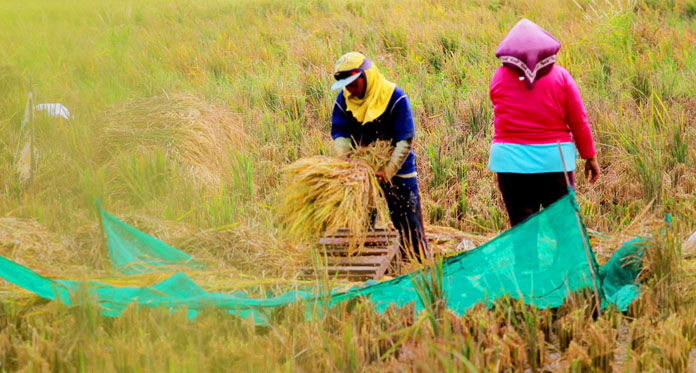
384, 138, 413, 179
564, 73, 596, 159
391, 94, 416, 142
489, 67, 500, 104
331, 94, 352, 140
333, 137, 352, 156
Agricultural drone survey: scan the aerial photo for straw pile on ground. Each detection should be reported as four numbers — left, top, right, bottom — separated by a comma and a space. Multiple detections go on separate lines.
98, 93, 250, 187
0, 217, 78, 272
172, 223, 306, 277
277, 142, 392, 249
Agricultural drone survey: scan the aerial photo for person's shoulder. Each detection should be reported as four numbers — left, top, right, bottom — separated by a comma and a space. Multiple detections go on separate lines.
389, 86, 410, 113
491, 65, 517, 85
547, 65, 577, 87
389, 86, 408, 101
494, 65, 514, 76
551, 64, 570, 74
392, 86, 410, 104
334, 91, 347, 108
549, 65, 573, 80
492, 65, 508, 76
332, 91, 348, 117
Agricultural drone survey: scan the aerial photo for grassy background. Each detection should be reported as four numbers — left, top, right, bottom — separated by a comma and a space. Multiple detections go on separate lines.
1, 0, 696, 370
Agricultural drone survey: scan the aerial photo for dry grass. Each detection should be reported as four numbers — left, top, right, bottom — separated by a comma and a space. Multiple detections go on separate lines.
425, 224, 491, 255
172, 223, 308, 279
98, 93, 250, 188
97, 211, 308, 280
0, 212, 306, 303
276, 142, 392, 249
0, 217, 77, 271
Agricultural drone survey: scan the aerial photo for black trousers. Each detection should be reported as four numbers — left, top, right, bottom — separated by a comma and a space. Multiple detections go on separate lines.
380, 177, 429, 261
497, 172, 574, 227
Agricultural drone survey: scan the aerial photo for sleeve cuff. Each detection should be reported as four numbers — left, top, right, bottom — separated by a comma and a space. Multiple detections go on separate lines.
333, 137, 352, 156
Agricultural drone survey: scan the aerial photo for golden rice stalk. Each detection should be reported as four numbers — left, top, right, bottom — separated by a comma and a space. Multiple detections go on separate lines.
277, 142, 392, 249
348, 140, 392, 174
98, 93, 250, 187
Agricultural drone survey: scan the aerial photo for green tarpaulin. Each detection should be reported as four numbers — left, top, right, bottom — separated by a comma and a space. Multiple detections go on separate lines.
0, 190, 643, 325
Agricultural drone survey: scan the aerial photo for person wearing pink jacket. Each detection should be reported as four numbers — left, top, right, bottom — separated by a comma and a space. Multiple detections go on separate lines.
488, 19, 600, 227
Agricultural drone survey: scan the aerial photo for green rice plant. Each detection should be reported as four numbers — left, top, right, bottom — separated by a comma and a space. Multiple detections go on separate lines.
630, 315, 692, 371
457, 181, 469, 219
629, 67, 652, 104
229, 150, 254, 201
669, 115, 689, 166
344, 0, 364, 16
429, 204, 445, 223
617, 96, 670, 204
381, 27, 409, 56
424, 137, 453, 188
420, 325, 481, 371
203, 186, 239, 227
280, 92, 306, 123
278, 117, 304, 160
686, 0, 696, 17
0, 65, 26, 122
484, 202, 508, 232
115, 150, 171, 205
302, 77, 329, 116
340, 320, 359, 372
79, 167, 108, 212
635, 218, 683, 315
426, 50, 444, 73
467, 99, 491, 137
642, 0, 677, 11
409, 253, 447, 336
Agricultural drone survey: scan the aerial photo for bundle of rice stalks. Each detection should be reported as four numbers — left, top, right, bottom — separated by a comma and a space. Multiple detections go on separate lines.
98, 93, 251, 187
349, 140, 392, 173
276, 142, 392, 249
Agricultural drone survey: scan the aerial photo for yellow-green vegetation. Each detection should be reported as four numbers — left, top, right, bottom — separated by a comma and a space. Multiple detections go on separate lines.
1, 0, 696, 370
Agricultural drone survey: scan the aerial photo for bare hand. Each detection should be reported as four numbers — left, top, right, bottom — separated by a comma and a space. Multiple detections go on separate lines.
585, 157, 600, 183
375, 170, 386, 183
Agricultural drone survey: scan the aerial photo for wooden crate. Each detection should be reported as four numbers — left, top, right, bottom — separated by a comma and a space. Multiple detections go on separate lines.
302, 228, 401, 281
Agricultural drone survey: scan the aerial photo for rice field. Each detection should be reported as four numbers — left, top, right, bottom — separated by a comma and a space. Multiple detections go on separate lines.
1, 0, 696, 370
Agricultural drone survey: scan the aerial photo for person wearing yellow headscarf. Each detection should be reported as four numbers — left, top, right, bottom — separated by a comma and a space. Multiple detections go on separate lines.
330, 52, 429, 262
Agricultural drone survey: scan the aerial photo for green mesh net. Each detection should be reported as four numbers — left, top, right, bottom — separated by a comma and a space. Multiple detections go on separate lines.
0, 190, 643, 325
97, 200, 204, 274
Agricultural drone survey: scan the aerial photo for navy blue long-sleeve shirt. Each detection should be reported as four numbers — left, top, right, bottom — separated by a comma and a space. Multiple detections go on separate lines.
331, 87, 417, 175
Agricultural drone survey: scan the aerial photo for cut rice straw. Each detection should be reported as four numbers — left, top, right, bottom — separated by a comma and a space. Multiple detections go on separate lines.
277, 141, 392, 250
98, 93, 250, 187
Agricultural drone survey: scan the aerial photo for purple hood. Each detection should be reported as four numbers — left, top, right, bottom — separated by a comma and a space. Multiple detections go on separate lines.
495, 19, 561, 89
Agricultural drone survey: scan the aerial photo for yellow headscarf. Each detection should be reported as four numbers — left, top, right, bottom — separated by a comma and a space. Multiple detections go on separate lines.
334, 52, 396, 125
